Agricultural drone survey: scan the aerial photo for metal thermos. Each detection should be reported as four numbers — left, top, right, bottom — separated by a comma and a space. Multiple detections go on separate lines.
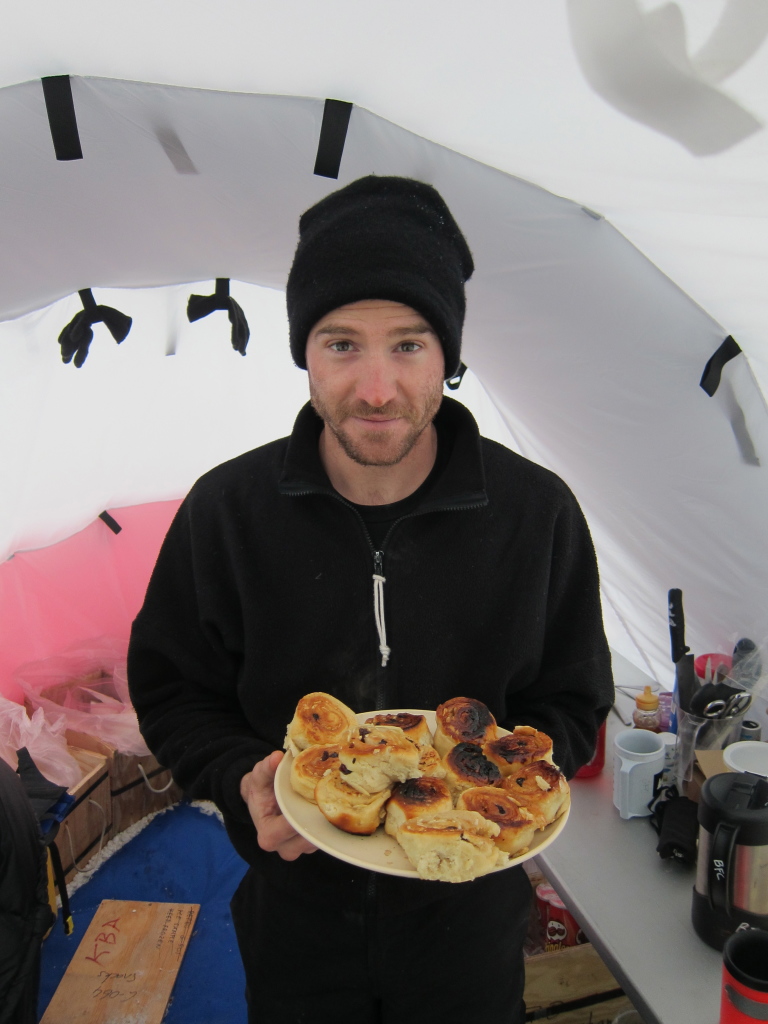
692, 772, 768, 950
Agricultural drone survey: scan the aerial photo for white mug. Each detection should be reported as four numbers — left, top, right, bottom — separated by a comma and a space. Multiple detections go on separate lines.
659, 731, 678, 785
613, 729, 666, 819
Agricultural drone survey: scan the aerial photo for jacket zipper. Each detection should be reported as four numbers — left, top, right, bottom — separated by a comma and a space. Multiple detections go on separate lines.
287, 488, 485, 708
367, 504, 487, 710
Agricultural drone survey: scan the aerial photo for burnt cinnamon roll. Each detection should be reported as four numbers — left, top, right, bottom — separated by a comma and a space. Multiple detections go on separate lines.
456, 786, 537, 856
365, 712, 432, 747
384, 777, 453, 837
483, 726, 554, 775
284, 692, 358, 755
442, 742, 502, 798
434, 697, 498, 758
499, 760, 570, 828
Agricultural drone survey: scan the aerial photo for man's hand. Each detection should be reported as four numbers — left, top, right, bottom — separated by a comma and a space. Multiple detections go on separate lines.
240, 750, 317, 861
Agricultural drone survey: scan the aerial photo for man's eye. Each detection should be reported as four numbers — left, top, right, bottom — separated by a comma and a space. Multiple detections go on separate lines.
398, 342, 421, 353
330, 341, 353, 352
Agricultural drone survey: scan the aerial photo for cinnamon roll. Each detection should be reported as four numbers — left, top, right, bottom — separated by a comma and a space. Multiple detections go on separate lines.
395, 809, 504, 883
499, 760, 570, 828
483, 726, 554, 775
338, 725, 422, 794
442, 742, 502, 798
416, 744, 446, 778
289, 744, 341, 803
456, 786, 538, 856
433, 697, 498, 757
365, 712, 432, 747
314, 772, 391, 835
384, 777, 453, 837
284, 692, 358, 756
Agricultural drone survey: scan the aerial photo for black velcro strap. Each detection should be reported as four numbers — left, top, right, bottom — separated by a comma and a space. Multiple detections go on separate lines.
186, 278, 250, 355
68, 770, 109, 811
187, 277, 231, 320
526, 987, 625, 1020
314, 99, 353, 179
41, 76, 83, 161
47, 840, 74, 934
111, 765, 166, 798
99, 511, 122, 534
700, 335, 742, 396
445, 362, 468, 391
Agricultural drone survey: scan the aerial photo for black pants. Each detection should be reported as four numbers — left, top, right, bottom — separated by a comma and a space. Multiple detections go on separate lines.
231, 859, 532, 1024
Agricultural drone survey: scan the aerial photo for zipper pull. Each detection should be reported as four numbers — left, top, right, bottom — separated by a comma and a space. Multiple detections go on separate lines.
372, 551, 390, 667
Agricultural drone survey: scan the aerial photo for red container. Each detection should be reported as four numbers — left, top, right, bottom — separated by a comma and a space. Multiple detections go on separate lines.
695, 652, 732, 680
535, 883, 586, 951
575, 721, 606, 778
720, 929, 768, 1023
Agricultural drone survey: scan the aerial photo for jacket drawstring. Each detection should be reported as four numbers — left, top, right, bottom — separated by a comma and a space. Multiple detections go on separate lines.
373, 572, 391, 667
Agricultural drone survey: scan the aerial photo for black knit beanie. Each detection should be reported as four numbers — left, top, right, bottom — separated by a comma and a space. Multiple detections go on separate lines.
286, 175, 474, 378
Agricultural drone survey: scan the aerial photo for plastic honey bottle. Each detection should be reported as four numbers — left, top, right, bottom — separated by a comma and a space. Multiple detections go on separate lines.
633, 685, 661, 732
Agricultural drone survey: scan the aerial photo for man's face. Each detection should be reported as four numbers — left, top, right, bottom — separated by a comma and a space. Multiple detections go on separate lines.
305, 300, 445, 468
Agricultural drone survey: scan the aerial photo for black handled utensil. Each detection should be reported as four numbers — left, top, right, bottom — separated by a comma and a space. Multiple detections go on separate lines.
668, 589, 690, 664
669, 589, 697, 713
676, 654, 698, 714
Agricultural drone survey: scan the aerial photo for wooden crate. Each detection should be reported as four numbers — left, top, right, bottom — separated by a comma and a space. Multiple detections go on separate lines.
40, 899, 199, 1024
56, 747, 113, 883
524, 942, 636, 1023
66, 730, 183, 834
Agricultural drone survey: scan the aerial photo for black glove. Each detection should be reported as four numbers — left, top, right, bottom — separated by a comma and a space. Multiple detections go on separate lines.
58, 288, 132, 367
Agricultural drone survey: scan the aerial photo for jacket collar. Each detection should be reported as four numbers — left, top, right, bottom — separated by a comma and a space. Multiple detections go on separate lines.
278, 396, 488, 511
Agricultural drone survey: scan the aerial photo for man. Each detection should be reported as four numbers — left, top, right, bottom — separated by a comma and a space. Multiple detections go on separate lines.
128, 175, 614, 1023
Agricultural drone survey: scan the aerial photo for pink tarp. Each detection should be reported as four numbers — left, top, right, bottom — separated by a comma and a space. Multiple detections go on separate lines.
0, 499, 181, 701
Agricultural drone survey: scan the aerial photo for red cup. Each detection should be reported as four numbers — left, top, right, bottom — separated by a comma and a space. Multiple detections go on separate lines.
695, 652, 732, 680
721, 929, 768, 1023
575, 721, 606, 778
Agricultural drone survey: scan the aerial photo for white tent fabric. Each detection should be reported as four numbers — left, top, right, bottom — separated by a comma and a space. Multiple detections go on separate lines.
1, 0, 767, 688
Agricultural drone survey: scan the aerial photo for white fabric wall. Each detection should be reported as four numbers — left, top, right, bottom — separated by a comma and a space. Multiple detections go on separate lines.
1, 1, 767, 689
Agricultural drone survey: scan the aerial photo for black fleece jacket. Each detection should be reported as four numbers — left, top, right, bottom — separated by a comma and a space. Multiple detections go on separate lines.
128, 397, 613, 904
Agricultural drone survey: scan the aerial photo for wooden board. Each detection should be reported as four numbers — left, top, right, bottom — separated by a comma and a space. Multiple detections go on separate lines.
696, 748, 729, 778
523, 942, 638, 1023
525, 942, 622, 1006
534, 993, 635, 1024
40, 900, 199, 1024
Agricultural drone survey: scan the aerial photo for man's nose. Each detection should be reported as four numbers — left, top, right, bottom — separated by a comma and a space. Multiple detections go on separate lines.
355, 355, 398, 408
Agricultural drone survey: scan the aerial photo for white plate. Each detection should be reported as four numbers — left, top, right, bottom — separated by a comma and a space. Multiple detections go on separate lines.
274, 709, 571, 879
723, 740, 768, 778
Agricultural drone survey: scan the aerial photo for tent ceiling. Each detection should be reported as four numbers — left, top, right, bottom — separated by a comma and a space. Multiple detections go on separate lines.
1, 0, 767, 689
2, 2, 766, 371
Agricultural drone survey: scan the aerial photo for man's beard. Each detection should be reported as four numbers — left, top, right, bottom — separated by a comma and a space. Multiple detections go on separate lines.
309, 382, 443, 467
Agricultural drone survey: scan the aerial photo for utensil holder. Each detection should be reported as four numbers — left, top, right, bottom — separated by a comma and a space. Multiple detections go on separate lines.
675, 708, 746, 791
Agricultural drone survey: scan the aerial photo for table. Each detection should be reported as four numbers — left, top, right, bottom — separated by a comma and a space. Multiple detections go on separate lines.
536, 653, 723, 1024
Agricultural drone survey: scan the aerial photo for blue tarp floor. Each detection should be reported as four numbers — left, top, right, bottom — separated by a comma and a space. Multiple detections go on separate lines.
39, 801, 249, 1024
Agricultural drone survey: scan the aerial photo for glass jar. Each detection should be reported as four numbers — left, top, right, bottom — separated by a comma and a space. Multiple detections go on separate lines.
633, 685, 661, 732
